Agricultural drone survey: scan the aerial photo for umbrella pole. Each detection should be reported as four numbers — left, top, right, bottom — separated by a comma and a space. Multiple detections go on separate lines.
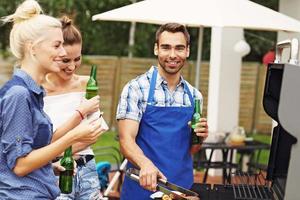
195, 27, 204, 89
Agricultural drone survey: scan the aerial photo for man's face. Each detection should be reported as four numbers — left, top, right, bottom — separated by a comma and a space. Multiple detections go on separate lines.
154, 31, 190, 75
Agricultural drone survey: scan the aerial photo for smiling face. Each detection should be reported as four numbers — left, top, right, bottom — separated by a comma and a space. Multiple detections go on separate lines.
154, 31, 190, 76
32, 28, 66, 73
57, 43, 82, 81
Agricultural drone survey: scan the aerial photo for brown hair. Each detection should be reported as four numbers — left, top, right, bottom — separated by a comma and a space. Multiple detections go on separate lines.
155, 23, 190, 46
60, 16, 82, 45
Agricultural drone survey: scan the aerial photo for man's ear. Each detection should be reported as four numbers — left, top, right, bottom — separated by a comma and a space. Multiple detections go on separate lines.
186, 45, 190, 58
154, 43, 158, 56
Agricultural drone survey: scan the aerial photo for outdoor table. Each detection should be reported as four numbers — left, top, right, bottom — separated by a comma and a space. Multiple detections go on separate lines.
198, 140, 270, 184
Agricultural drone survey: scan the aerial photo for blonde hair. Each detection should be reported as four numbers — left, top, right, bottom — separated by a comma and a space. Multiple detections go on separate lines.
1, 0, 62, 60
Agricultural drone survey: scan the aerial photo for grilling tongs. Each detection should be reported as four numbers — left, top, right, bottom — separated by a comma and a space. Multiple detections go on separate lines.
126, 168, 199, 200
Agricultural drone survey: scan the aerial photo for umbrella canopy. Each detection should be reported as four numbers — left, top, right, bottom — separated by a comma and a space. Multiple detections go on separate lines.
92, 0, 300, 32
92, 0, 300, 89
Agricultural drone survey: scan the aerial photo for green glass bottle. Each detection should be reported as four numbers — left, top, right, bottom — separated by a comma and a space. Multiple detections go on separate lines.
85, 65, 98, 100
59, 146, 74, 194
190, 99, 203, 154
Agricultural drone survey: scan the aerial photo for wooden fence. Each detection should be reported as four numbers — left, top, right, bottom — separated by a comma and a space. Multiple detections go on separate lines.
0, 56, 272, 134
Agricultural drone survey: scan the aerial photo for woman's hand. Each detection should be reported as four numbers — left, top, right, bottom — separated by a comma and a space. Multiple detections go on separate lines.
52, 161, 77, 176
52, 161, 65, 176
71, 118, 104, 143
77, 95, 100, 117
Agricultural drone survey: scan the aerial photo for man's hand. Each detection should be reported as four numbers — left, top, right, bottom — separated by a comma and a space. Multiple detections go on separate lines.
193, 118, 208, 140
139, 161, 167, 192
189, 117, 209, 154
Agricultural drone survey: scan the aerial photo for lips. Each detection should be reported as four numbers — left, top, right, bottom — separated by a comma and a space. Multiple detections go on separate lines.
63, 68, 74, 75
166, 61, 179, 67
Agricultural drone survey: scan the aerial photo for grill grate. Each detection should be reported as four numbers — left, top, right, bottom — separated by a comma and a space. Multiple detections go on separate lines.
229, 171, 273, 200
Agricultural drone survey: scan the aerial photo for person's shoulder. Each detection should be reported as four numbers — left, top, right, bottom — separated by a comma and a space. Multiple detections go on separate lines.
124, 71, 147, 88
79, 75, 89, 83
78, 75, 89, 89
184, 80, 202, 99
4, 85, 30, 101
127, 68, 151, 88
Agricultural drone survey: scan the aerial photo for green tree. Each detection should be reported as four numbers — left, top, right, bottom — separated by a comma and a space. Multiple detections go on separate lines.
0, 0, 280, 61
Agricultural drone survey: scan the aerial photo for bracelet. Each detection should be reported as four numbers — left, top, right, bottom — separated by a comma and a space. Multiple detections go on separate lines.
75, 109, 84, 120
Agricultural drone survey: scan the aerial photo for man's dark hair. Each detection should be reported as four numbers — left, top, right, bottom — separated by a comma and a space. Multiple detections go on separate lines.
155, 23, 190, 46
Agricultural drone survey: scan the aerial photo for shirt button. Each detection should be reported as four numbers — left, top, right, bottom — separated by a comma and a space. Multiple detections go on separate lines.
16, 137, 21, 142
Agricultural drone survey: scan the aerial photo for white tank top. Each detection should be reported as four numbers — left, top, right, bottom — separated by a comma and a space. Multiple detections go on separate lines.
43, 92, 108, 155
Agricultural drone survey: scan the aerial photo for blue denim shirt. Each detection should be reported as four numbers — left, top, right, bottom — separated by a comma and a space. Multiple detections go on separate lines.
0, 69, 60, 199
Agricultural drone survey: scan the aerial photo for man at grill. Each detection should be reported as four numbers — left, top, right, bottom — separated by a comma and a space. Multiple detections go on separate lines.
116, 23, 209, 199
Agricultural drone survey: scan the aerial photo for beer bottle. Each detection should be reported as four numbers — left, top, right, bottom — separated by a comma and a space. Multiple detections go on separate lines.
190, 98, 203, 154
85, 65, 98, 100
59, 146, 74, 194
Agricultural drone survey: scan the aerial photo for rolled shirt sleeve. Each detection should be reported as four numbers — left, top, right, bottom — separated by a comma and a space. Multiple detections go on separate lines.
116, 81, 144, 122
1, 86, 33, 170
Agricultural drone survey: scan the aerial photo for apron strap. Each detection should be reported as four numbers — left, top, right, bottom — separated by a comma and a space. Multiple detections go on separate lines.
183, 81, 194, 107
147, 67, 158, 105
147, 67, 195, 107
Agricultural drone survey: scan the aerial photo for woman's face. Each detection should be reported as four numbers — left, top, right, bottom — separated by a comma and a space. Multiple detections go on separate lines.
33, 28, 66, 73
57, 43, 82, 81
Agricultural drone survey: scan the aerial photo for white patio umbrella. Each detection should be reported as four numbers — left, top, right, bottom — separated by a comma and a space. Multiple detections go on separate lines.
92, 0, 300, 88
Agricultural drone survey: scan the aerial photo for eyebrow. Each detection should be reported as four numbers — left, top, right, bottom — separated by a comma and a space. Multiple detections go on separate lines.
54, 41, 63, 45
160, 44, 186, 48
62, 56, 81, 61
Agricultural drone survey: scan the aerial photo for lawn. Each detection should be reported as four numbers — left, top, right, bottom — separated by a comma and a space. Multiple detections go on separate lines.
246, 133, 271, 164
92, 131, 121, 165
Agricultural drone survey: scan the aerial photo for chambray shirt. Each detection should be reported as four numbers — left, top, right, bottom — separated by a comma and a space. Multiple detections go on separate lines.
116, 66, 203, 122
0, 69, 59, 199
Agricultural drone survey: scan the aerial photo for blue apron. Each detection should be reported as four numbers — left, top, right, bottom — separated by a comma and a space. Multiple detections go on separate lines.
121, 68, 194, 200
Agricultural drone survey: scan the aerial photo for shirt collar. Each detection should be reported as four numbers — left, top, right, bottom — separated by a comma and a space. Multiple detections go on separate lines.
14, 69, 45, 96
147, 66, 185, 89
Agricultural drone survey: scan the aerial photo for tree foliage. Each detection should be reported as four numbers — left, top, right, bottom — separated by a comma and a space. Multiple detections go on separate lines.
0, 0, 279, 61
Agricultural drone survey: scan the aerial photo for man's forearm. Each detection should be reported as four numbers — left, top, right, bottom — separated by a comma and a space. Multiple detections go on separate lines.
120, 137, 152, 168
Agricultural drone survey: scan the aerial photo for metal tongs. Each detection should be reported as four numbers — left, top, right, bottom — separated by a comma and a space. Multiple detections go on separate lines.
126, 168, 199, 200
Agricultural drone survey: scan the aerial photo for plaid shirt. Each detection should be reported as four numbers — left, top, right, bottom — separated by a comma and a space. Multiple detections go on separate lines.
116, 66, 203, 122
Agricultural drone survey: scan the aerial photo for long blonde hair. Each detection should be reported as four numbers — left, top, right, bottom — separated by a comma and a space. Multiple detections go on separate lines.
1, 0, 61, 60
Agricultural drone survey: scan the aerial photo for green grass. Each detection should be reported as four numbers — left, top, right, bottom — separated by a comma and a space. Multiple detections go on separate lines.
92, 131, 121, 165
247, 133, 271, 164
234, 133, 271, 166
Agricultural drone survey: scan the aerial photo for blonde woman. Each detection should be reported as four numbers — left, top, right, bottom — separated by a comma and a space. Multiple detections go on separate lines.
0, 0, 102, 199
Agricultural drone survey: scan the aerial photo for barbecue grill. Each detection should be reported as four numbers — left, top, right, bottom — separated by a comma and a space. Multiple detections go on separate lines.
191, 38, 300, 200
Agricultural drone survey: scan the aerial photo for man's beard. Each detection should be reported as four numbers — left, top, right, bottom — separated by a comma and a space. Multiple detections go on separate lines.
158, 60, 185, 75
